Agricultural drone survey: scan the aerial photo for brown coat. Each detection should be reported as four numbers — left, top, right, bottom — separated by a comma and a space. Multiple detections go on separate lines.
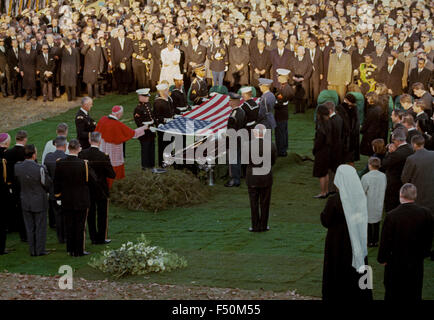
327, 52, 352, 86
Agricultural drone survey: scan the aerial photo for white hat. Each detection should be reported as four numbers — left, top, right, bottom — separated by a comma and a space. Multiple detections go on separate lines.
173, 73, 184, 81
240, 86, 253, 94
156, 83, 168, 91
276, 68, 290, 76
136, 88, 150, 96
258, 78, 273, 86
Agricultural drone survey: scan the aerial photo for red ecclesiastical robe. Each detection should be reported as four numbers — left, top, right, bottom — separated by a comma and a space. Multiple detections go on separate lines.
95, 115, 140, 188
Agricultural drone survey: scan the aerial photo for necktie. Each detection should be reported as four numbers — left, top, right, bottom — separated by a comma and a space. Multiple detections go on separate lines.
45, 54, 48, 64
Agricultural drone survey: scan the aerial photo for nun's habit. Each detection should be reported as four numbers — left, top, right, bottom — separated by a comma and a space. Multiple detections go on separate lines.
321, 165, 373, 301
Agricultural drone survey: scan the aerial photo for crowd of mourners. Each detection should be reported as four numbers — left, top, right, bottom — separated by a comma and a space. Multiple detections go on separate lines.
0, 0, 433, 301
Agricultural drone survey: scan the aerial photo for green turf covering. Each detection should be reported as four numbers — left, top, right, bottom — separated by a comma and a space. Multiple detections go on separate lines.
1, 93, 432, 300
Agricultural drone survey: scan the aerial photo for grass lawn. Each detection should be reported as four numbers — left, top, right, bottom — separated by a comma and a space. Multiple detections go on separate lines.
1, 93, 433, 300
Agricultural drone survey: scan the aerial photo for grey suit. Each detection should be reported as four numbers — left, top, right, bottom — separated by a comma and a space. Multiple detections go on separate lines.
14, 160, 51, 256
401, 148, 434, 215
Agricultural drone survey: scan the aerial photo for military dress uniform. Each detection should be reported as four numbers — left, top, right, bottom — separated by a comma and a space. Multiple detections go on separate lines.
54, 155, 91, 257
226, 101, 246, 187
132, 39, 151, 89
154, 96, 174, 167
79, 147, 115, 245
274, 82, 295, 156
240, 98, 260, 132
171, 86, 189, 115
189, 75, 208, 105
75, 108, 97, 150
134, 101, 156, 169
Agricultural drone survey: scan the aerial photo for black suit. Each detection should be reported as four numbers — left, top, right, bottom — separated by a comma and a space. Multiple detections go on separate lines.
6, 47, 22, 97
381, 144, 414, 212
245, 138, 277, 231
37, 52, 56, 101
408, 68, 431, 91
75, 109, 96, 150
378, 203, 433, 300
110, 37, 134, 94
4, 145, 26, 241
79, 147, 115, 244
54, 155, 91, 256
377, 62, 405, 97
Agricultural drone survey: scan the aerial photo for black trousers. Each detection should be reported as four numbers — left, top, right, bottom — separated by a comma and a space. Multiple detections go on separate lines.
65, 86, 76, 101
25, 88, 36, 99
88, 198, 108, 243
12, 76, 22, 97
64, 209, 87, 256
41, 80, 53, 101
275, 121, 288, 155
48, 199, 56, 228
368, 222, 380, 244
8, 190, 27, 241
248, 185, 272, 231
49, 200, 66, 243
1, 75, 7, 97
157, 131, 172, 167
86, 83, 99, 98
294, 98, 306, 113
0, 210, 6, 254
140, 139, 155, 169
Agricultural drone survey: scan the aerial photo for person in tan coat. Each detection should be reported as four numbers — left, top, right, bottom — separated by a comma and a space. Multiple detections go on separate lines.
327, 41, 352, 102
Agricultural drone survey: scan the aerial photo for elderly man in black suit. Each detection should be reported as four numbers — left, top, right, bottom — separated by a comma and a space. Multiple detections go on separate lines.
14, 145, 51, 256
381, 129, 414, 212
408, 58, 432, 91
378, 183, 433, 300
43, 136, 68, 244
246, 124, 277, 232
54, 140, 92, 257
37, 43, 56, 102
79, 132, 115, 245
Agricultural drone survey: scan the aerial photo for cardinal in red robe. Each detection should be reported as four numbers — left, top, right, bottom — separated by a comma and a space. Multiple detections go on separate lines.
95, 105, 146, 188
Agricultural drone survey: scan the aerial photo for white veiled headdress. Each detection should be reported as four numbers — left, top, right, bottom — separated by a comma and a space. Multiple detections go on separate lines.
334, 164, 368, 273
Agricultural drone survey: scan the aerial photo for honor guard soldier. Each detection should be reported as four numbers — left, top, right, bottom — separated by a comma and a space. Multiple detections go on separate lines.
274, 69, 295, 156
79, 132, 115, 245
189, 64, 208, 105
257, 78, 277, 129
134, 88, 156, 170
239, 86, 260, 132
154, 83, 174, 167
171, 73, 189, 115
225, 92, 246, 187
75, 97, 97, 150
54, 139, 92, 257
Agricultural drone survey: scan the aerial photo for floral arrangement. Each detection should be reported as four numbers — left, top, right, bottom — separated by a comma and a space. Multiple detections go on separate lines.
89, 235, 187, 278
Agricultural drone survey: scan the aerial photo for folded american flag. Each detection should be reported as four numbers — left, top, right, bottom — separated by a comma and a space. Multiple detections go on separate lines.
157, 94, 232, 136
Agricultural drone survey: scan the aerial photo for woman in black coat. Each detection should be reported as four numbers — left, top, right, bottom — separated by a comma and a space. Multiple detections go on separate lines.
360, 92, 385, 156
336, 93, 360, 164
321, 165, 373, 301
313, 104, 331, 198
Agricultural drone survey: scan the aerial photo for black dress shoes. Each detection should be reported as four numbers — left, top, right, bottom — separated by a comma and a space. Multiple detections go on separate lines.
92, 239, 112, 245
224, 179, 240, 187
249, 227, 259, 232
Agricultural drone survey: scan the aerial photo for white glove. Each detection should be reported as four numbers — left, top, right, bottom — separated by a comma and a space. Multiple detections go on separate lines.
56, 200, 62, 206
224, 66, 228, 72
158, 124, 164, 128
